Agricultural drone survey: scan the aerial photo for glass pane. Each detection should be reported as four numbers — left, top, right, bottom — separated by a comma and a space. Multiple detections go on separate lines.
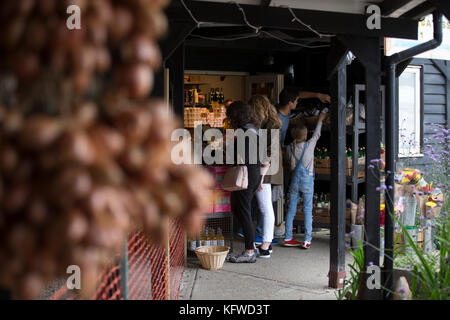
398, 70, 419, 155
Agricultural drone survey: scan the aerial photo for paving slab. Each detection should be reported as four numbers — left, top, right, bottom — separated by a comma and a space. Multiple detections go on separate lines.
180, 233, 355, 300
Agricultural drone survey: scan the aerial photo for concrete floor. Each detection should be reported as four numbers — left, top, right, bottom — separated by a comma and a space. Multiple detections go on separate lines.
179, 231, 354, 300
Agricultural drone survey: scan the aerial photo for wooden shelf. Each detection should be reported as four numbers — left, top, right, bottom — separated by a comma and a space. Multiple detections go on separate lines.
315, 173, 365, 185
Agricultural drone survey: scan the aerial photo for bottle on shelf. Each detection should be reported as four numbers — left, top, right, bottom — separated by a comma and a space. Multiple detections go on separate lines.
200, 228, 207, 246
204, 228, 210, 246
188, 235, 197, 251
217, 228, 225, 246
210, 228, 217, 246
194, 88, 199, 104
220, 88, 224, 104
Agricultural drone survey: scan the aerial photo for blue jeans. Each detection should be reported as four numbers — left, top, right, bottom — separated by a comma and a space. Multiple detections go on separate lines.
284, 167, 314, 242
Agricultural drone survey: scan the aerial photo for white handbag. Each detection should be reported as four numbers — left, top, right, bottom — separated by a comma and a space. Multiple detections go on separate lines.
221, 166, 248, 191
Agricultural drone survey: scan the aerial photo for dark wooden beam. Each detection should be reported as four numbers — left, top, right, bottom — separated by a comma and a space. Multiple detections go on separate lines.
338, 35, 383, 299
328, 50, 347, 289
400, 1, 435, 19
260, 0, 272, 6
166, 43, 185, 117
326, 38, 349, 80
174, 1, 419, 39
363, 38, 383, 300
428, 0, 450, 20
185, 36, 311, 52
338, 36, 382, 78
380, 0, 414, 16
395, 58, 414, 77
161, 20, 197, 62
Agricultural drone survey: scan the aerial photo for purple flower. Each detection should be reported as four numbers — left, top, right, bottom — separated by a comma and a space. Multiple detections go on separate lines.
368, 261, 374, 266
398, 288, 406, 293
345, 243, 350, 248
443, 211, 448, 216
388, 185, 393, 190
349, 230, 355, 236
339, 266, 345, 271
419, 216, 425, 220
358, 215, 364, 219
368, 164, 375, 169
406, 264, 411, 269
387, 170, 392, 174
345, 233, 350, 238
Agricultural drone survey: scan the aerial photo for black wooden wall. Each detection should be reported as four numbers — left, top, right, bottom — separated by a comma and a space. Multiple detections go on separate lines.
397, 57, 449, 170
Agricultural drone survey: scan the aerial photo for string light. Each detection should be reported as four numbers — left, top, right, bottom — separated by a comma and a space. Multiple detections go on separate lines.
180, 0, 202, 27
180, 0, 331, 48
283, 6, 334, 38
230, 1, 262, 33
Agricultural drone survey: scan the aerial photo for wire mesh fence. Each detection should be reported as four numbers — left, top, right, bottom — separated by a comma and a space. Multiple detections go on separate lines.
49, 217, 185, 300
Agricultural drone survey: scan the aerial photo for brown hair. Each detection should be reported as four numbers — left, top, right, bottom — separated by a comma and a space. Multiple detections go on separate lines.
226, 101, 261, 129
248, 94, 282, 129
291, 125, 308, 142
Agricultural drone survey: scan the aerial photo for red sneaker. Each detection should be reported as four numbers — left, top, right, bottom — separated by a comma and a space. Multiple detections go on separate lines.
284, 238, 301, 247
300, 241, 311, 249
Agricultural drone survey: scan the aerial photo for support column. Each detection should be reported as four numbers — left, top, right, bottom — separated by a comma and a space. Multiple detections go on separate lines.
383, 63, 396, 299
361, 39, 382, 300
166, 43, 185, 118
338, 35, 383, 299
328, 57, 347, 289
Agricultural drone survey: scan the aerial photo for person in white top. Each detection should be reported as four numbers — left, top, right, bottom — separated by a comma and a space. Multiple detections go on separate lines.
283, 111, 327, 249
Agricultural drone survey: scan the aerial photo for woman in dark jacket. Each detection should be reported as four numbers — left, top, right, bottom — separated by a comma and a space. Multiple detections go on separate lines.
226, 101, 262, 263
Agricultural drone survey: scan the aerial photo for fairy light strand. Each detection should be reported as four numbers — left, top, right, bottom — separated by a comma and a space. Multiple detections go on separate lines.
181, 0, 331, 48
284, 6, 334, 38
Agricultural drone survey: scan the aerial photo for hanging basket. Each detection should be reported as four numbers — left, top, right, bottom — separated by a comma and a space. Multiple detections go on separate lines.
195, 246, 230, 270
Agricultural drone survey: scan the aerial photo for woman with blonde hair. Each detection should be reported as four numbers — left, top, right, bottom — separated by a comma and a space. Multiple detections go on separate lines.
248, 94, 283, 258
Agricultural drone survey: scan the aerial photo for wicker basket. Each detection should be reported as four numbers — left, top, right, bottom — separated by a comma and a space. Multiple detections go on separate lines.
195, 246, 230, 270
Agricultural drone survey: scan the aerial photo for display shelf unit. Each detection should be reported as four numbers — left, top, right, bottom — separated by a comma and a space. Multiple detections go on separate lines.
293, 84, 385, 231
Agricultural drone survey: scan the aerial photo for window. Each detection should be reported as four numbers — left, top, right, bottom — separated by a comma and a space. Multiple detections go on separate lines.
398, 66, 422, 157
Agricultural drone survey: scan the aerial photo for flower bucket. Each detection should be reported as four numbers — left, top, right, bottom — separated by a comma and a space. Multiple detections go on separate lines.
351, 224, 364, 249
195, 246, 230, 270
400, 196, 417, 227
404, 226, 419, 253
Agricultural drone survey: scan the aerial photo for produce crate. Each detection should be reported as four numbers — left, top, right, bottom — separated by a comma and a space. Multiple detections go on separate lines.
314, 157, 365, 178
295, 206, 351, 225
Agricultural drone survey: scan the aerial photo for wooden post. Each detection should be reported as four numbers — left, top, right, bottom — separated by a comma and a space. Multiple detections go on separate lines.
337, 35, 383, 299
362, 38, 382, 300
328, 53, 347, 289
166, 43, 185, 118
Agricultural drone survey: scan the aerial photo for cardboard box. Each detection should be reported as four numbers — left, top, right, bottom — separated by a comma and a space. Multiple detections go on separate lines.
314, 157, 365, 178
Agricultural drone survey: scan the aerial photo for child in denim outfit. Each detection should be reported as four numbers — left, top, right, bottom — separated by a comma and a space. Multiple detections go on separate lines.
284, 111, 327, 249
